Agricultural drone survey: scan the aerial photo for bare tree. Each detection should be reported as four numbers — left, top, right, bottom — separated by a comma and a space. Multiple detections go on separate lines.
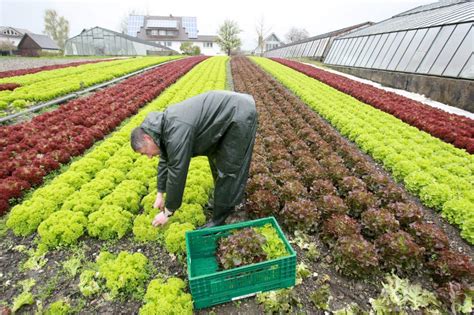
255, 15, 270, 56
216, 20, 242, 56
285, 27, 309, 43
43, 9, 69, 50
119, 15, 129, 34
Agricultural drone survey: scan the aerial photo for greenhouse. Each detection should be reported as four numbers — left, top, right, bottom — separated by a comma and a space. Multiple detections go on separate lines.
264, 22, 372, 60
324, 0, 473, 79
64, 27, 175, 56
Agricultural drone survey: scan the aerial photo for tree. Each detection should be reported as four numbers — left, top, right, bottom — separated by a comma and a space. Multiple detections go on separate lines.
216, 20, 241, 56
255, 15, 270, 56
43, 9, 69, 50
180, 42, 201, 55
191, 45, 201, 55
119, 14, 129, 34
285, 27, 309, 43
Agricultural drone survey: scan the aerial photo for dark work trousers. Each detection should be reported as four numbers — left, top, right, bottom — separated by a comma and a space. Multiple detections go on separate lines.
207, 110, 258, 223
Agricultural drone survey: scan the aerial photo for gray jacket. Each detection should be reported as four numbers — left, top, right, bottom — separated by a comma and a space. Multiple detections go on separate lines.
140, 90, 257, 211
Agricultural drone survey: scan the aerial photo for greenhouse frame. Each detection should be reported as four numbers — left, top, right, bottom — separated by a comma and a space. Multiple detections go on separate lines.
324, 0, 473, 79
264, 22, 373, 60
64, 26, 176, 56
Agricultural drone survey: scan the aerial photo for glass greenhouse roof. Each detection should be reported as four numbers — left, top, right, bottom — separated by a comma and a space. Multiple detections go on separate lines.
343, 0, 473, 38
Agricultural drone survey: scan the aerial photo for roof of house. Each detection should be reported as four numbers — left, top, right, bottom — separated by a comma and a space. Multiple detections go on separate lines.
264, 33, 283, 43
19, 33, 60, 50
0, 26, 32, 37
195, 35, 218, 42
11, 27, 32, 35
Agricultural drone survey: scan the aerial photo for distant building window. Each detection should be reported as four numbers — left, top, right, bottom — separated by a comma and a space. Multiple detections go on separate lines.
159, 30, 166, 36
3, 29, 17, 36
204, 42, 213, 48
151, 30, 158, 36
166, 30, 177, 36
165, 41, 172, 47
266, 44, 275, 51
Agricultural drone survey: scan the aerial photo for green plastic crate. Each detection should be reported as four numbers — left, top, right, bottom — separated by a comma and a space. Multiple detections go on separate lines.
185, 216, 297, 309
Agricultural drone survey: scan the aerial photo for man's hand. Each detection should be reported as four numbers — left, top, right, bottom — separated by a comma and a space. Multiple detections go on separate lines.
154, 192, 164, 210
152, 208, 172, 227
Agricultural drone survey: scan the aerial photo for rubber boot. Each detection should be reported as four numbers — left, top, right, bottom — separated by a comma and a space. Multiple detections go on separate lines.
204, 188, 215, 212
198, 206, 234, 229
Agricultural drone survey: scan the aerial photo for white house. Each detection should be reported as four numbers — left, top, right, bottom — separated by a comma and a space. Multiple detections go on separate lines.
0, 26, 32, 50
254, 33, 284, 55
128, 15, 223, 56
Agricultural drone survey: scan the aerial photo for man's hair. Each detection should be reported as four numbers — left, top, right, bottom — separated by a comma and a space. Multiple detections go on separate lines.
130, 127, 148, 151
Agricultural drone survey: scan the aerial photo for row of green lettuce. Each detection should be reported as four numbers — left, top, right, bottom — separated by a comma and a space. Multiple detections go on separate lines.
6, 56, 228, 314
0, 56, 182, 111
251, 57, 473, 245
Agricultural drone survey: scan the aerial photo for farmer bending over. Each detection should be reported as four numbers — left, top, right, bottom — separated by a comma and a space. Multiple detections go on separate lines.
130, 90, 258, 228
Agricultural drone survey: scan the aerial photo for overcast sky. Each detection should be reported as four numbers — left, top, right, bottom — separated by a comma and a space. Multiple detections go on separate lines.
1, 0, 435, 50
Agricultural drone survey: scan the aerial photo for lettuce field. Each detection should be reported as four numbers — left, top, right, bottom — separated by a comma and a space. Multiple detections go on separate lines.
0, 56, 472, 314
